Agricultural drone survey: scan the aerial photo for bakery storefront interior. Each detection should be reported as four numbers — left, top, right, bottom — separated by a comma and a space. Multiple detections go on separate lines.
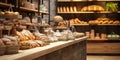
0, 0, 120, 60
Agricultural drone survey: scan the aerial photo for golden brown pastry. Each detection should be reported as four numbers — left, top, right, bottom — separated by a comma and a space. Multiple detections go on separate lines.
73, 6, 77, 12
16, 31, 27, 41
81, 6, 88, 11
88, 5, 105, 11
66, 6, 69, 12
63, 6, 66, 12
20, 40, 40, 49
35, 40, 46, 46
113, 21, 120, 24
57, 7, 60, 12
59, 7, 63, 12
70, 6, 73, 12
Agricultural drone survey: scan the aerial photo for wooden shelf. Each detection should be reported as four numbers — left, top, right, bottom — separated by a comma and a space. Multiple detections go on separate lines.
20, 7, 38, 12
25, 23, 49, 27
87, 39, 120, 42
40, 11, 49, 14
72, 24, 89, 26
58, 12, 94, 14
58, 0, 120, 2
54, 27, 68, 29
97, 24, 120, 26
72, 24, 120, 26
0, 2, 14, 7
58, 11, 120, 14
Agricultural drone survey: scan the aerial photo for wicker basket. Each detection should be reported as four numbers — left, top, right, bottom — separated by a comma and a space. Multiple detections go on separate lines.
4, 26, 12, 30
5, 45, 19, 54
4, 14, 19, 19
0, 46, 6, 55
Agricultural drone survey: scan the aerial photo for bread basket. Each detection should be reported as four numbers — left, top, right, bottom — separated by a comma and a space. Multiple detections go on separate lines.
4, 26, 12, 30
5, 45, 19, 54
0, 46, 6, 55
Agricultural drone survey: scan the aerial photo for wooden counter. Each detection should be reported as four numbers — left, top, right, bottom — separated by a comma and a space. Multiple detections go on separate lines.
0, 37, 87, 60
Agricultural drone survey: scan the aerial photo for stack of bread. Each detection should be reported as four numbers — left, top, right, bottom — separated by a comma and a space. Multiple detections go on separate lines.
57, 6, 77, 13
88, 18, 120, 24
19, 40, 46, 49
16, 29, 47, 49
58, 18, 87, 26
73, 32, 85, 38
0, 11, 19, 19
58, 20, 68, 27
0, 35, 19, 55
70, 18, 87, 25
81, 5, 105, 12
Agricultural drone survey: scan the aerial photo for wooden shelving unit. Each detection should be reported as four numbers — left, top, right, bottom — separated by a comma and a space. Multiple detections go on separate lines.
57, 0, 120, 55
72, 24, 89, 26
40, 11, 49, 14
0, 2, 14, 7
87, 39, 120, 42
58, 0, 120, 2
20, 7, 38, 12
72, 24, 120, 26
58, 11, 120, 14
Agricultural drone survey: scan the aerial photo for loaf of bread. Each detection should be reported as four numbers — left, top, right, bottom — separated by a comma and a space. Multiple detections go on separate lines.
57, 7, 60, 12
1, 37, 18, 45
59, 7, 63, 12
73, 6, 77, 12
35, 40, 46, 46
66, 6, 70, 12
20, 40, 40, 49
16, 31, 27, 41
63, 6, 66, 12
33, 32, 48, 40
70, 6, 73, 12
21, 29, 35, 40
81, 5, 104, 11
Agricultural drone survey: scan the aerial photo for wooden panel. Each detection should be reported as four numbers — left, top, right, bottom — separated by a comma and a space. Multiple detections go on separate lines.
87, 42, 120, 54
35, 40, 86, 60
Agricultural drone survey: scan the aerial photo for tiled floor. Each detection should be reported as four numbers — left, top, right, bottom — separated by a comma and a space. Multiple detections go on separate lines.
87, 55, 120, 60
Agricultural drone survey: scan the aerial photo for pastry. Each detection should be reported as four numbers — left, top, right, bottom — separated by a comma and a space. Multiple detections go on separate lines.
35, 40, 46, 46
73, 6, 77, 12
59, 7, 63, 12
81, 6, 87, 11
20, 40, 40, 49
63, 6, 66, 12
70, 6, 73, 12
73, 32, 85, 38
66, 6, 69, 12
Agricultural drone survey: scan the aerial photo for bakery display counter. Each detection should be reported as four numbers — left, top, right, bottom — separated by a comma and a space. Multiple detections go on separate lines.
0, 37, 87, 60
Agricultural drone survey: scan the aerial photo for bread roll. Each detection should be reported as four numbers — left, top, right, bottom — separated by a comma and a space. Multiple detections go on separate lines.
66, 6, 69, 12
70, 6, 73, 12
63, 6, 66, 12
81, 6, 87, 11
57, 7, 60, 12
59, 7, 63, 12
73, 6, 77, 12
